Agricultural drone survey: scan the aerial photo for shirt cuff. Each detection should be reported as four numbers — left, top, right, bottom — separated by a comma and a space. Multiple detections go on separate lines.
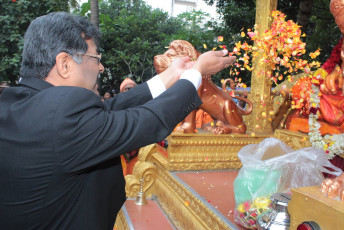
180, 69, 202, 90
147, 75, 166, 98
147, 69, 202, 98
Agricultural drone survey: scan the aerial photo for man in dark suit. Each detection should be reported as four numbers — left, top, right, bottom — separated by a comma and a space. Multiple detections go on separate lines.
0, 12, 235, 229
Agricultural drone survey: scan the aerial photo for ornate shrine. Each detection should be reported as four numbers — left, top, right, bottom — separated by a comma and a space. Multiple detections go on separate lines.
115, 0, 344, 229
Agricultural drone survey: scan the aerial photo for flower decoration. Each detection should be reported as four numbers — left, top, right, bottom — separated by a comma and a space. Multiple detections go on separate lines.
234, 196, 271, 229
308, 81, 344, 159
228, 10, 320, 86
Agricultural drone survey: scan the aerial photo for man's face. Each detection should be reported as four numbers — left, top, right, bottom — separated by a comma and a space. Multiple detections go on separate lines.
71, 39, 104, 93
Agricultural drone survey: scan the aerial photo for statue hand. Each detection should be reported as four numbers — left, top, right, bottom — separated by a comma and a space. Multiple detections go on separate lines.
321, 67, 343, 94
158, 56, 192, 89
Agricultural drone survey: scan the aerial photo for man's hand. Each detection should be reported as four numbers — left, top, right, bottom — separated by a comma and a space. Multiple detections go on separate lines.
320, 66, 343, 94
192, 50, 236, 76
158, 49, 236, 89
158, 56, 193, 89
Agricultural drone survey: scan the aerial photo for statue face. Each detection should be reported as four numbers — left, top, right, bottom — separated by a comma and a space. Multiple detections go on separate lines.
331, 0, 344, 34
153, 40, 200, 74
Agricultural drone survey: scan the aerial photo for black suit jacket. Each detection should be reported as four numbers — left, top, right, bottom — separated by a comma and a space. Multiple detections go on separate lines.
0, 76, 201, 230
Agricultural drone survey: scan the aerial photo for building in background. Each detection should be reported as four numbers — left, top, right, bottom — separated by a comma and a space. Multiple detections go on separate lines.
145, 0, 218, 18
172, 0, 196, 16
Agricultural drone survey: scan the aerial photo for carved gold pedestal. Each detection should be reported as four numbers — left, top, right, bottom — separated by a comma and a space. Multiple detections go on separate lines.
288, 186, 344, 230
114, 209, 129, 230
165, 133, 272, 171
274, 129, 311, 150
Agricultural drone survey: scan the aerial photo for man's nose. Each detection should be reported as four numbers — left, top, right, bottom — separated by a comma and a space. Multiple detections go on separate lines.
99, 62, 105, 73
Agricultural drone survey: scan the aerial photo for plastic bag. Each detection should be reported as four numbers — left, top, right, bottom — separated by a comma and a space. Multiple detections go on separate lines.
233, 137, 342, 229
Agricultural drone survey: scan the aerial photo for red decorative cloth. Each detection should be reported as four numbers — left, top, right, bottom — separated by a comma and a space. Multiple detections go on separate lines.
322, 37, 343, 74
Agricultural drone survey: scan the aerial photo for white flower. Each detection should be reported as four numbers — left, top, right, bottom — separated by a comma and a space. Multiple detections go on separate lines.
307, 84, 343, 159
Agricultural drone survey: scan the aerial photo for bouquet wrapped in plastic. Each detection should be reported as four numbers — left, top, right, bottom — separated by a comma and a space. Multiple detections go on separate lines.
233, 137, 342, 229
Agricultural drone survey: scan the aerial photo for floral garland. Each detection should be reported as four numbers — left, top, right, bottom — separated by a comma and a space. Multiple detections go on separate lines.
308, 74, 344, 159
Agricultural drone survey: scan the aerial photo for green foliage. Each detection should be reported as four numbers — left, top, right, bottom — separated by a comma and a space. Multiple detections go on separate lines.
92, 0, 177, 93
304, 0, 339, 63
170, 10, 216, 51
0, 0, 70, 84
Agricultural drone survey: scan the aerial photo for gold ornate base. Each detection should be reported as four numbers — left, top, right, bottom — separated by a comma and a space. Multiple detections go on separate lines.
114, 209, 129, 230
288, 186, 344, 230
165, 132, 272, 171
154, 163, 233, 230
273, 129, 311, 150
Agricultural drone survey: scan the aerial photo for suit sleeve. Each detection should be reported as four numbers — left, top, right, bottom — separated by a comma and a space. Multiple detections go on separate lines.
102, 83, 153, 111
53, 79, 202, 173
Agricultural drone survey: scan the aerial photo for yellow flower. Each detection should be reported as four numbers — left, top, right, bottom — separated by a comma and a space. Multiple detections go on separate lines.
323, 144, 328, 151
184, 200, 190, 206
309, 48, 321, 59
252, 197, 271, 210
237, 203, 245, 213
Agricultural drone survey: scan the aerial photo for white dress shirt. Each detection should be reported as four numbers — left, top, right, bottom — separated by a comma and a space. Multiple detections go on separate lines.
147, 69, 202, 98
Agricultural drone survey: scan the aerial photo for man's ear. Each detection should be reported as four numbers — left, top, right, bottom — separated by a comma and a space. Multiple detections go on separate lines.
55, 52, 72, 79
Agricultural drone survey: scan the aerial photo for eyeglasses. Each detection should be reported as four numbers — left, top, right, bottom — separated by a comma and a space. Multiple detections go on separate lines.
77, 53, 102, 64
